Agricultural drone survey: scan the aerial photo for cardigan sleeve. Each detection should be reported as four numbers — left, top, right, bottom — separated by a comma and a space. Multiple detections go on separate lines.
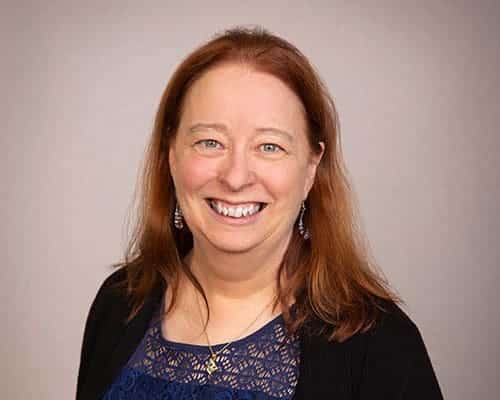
358, 305, 444, 399
76, 268, 127, 399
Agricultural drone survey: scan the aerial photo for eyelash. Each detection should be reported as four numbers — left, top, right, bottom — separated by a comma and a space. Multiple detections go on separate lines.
195, 140, 285, 153
196, 139, 222, 149
259, 143, 283, 153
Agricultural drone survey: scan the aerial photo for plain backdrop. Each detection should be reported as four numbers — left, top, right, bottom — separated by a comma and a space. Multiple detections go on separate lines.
2, 1, 499, 399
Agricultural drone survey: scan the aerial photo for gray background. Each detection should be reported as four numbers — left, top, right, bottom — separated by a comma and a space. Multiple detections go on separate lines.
2, 1, 499, 399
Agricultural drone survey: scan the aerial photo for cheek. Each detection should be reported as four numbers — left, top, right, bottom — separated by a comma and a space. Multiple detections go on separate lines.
175, 155, 218, 193
259, 163, 307, 201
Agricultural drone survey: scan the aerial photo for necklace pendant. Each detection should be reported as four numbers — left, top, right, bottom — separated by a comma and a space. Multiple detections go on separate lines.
206, 354, 218, 375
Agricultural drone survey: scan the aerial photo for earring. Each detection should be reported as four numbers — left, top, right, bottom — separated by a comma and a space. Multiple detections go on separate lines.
298, 201, 310, 240
174, 202, 184, 229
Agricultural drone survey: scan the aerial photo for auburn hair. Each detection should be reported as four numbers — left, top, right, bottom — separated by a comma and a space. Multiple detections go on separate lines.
111, 26, 400, 342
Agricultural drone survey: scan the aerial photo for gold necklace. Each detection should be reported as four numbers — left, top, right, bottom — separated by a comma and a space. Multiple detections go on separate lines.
195, 293, 276, 375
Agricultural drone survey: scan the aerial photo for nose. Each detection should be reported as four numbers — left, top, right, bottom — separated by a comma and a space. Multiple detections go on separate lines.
217, 148, 256, 191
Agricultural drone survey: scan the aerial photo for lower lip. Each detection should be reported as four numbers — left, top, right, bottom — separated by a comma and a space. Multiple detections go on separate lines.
205, 200, 263, 225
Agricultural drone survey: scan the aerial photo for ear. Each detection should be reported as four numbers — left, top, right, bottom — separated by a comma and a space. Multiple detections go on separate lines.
303, 141, 325, 199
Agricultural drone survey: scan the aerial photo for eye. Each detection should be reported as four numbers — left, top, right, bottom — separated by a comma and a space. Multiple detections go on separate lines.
259, 143, 284, 153
195, 139, 223, 150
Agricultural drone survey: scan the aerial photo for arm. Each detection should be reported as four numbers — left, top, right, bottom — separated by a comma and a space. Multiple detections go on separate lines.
76, 278, 107, 399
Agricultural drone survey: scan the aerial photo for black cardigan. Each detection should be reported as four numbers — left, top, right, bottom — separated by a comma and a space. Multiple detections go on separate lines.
76, 268, 444, 399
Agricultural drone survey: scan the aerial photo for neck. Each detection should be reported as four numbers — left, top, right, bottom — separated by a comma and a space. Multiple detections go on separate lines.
181, 231, 293, 304
167, 236, 293, 345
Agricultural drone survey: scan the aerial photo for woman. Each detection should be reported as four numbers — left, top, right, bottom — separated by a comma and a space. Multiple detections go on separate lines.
77, 27, 443, 399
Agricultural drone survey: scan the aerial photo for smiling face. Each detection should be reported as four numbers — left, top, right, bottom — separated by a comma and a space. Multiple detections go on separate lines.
169, 63, 323, 254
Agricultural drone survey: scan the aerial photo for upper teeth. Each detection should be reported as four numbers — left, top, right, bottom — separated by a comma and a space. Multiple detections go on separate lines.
210, 200, 262, 218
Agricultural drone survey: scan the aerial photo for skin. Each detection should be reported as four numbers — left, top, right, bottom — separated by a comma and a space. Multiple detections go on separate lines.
165, 63, 324, 345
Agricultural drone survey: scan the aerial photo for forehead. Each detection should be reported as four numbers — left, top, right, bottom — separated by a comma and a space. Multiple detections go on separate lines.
180, 64, 308, 135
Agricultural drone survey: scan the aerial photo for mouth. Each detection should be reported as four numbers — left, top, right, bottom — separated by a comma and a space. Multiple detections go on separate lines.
205, 198, 268, 219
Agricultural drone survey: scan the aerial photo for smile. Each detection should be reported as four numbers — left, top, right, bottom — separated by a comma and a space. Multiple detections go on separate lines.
206, 199, 267, 219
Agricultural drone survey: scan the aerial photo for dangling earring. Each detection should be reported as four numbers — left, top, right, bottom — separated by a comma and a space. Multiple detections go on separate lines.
298, 201, 310, 240
174, 202, 184, 229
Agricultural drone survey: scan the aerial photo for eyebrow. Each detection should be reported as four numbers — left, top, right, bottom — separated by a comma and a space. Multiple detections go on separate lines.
188, 123, 295, 142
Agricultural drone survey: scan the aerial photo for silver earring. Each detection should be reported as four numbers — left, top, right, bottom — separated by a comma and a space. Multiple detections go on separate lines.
298, 201, 310, 240
174, 202, 184, 229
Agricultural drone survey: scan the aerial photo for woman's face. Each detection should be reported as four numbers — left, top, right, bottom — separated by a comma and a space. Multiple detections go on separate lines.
169, 63, 323, 254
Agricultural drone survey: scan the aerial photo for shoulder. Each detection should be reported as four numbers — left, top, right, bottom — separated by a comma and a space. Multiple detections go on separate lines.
298, 300, 442, 399
364, 300, 426, 355
95, 266, 128, 300
96, 267, 127, 302
77, 267, 130, 399
89, 267, 130, 315
340, 300, 430, 374
347, 300, 443, 399
78, 267, 167, 399
79, 267, 131, 348
308, 300, 427, 364
79, 267, 133, 359
303, 299, 423, 352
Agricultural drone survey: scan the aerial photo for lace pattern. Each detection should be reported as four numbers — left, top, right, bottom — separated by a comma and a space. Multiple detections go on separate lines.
103, 302, 300, 399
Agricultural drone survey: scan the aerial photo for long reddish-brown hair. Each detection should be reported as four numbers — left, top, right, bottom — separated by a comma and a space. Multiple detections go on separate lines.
112, 26, 400, 342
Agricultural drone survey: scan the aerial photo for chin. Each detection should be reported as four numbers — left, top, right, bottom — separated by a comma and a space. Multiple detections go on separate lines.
204, 233, 264, 254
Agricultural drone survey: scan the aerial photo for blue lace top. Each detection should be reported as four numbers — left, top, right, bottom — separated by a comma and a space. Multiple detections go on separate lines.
102, 299, 301, 399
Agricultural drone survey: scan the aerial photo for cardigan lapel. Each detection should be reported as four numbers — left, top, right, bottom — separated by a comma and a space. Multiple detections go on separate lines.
293, 324, 351, 400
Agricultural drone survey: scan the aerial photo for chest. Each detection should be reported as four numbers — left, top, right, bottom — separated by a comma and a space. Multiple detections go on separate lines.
102, 306, 304, 399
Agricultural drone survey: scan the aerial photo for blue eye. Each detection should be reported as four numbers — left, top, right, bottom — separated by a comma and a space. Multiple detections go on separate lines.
196, 139, 223, 149
260, 143, 283, 153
